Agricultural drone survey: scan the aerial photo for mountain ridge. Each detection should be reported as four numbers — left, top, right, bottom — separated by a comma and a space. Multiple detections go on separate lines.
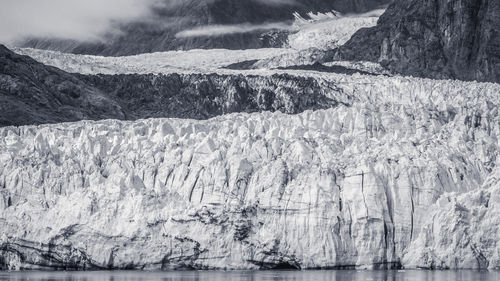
0, 44, 123, 127
0, 44, 344, 126
17, 0, 390, 56
331, 0, 500, 83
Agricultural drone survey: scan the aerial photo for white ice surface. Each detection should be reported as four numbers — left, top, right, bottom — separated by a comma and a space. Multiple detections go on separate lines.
13, 47, 295, 75
289, 10, 382, 50
12, 9, 385, 76
4, 10, 500, 268
1, 70, 500, 270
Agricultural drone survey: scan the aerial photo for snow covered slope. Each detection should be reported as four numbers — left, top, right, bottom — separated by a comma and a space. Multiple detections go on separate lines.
17, 0, 390, 55
289, 9, 382, 51
1, 73, 499, 270
13, 45, 390, 79
13, 47, 295, 75
12, 9, 385, 76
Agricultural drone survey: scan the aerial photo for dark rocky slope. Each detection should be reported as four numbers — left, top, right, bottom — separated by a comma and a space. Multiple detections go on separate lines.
19, 0, 389, 56
77, 73, 344, 121
0, 45, 123, 127
0, 45, 344, 127
333, 0, 500, 83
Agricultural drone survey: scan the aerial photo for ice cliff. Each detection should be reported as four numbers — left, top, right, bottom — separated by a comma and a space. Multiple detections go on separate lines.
1, 73, 499, 270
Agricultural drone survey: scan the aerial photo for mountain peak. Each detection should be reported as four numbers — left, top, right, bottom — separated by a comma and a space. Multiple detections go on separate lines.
333, 0, 500, 83
16, 0, 390, 56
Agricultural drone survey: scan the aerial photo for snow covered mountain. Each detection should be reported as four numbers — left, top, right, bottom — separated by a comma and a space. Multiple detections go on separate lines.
288, 9, 383, 51
1, 0, 500, 272
17, 0, 390, 56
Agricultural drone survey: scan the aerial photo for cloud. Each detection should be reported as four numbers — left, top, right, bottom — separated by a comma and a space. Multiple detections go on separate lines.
0, 0, 159, 43
175, 22, 293, 38
0, 0, 323, 44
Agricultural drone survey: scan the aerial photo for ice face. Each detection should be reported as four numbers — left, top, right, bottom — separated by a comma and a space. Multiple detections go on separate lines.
1, 72, 499, 270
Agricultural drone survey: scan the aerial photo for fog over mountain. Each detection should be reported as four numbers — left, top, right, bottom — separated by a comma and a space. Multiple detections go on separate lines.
10, 0, 390, 56
0, 0, 157, 43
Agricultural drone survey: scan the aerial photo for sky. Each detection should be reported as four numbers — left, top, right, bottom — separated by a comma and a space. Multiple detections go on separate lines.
0, 0, 158, 43
0, 0, 303, 44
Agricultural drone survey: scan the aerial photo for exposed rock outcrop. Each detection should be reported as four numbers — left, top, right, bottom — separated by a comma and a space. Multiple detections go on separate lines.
77, 73, 344, 121
1, 73, 499, 270
334, 0, 500, 83
0, 45, 344, 126
0, 45, 123, 127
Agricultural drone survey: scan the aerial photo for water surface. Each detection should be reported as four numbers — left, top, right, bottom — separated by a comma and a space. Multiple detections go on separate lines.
0, 270, 498, 281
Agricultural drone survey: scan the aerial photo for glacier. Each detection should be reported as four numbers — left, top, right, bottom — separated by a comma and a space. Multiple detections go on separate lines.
12, 47, 296, 75
1, 71, 500, 270
289, 9, 382, 51
12, 44, 388, 76
11, 7, 385, 77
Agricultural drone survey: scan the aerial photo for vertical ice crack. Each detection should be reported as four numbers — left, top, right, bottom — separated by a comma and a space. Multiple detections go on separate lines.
188, 168, 204, 202
382, 175, 396, 259
164, 168, 174, 187
152, 168, 158, 190
360, 171, 369, 217
410, 181, 415, 241
347, 203, 353, 238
